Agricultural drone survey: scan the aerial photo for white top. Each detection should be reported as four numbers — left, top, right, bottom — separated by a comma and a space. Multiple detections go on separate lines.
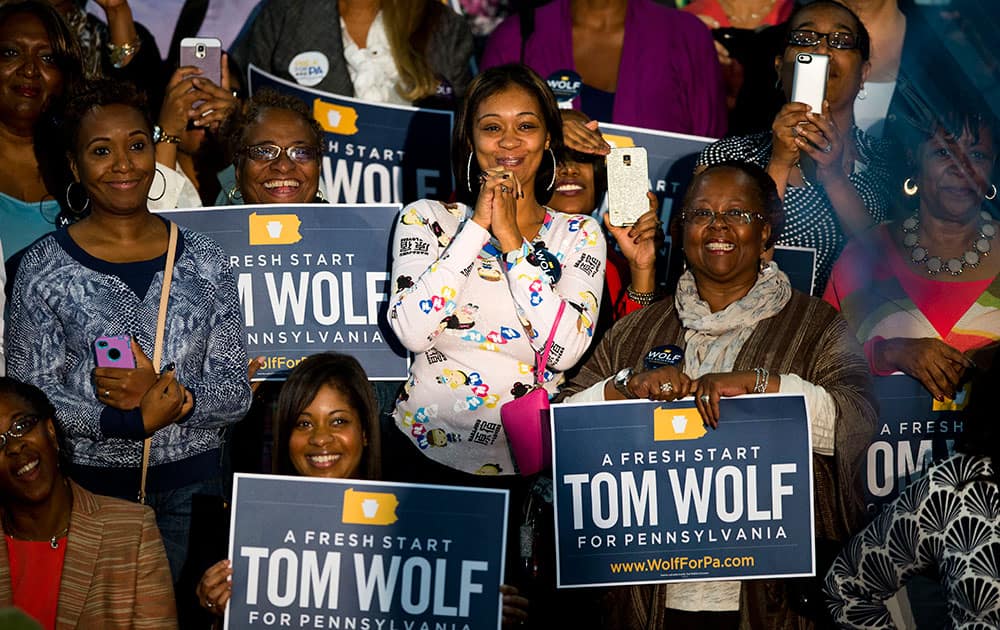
340, 11, 409, 106
149, 163, 203, 211
854, 80, 897, 139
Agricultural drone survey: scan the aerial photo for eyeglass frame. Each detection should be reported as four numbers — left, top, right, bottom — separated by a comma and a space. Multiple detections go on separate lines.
787, 29, 859, 50
240, 143, 321, 164
680, 208, 768, 227
0, 415, 41, 450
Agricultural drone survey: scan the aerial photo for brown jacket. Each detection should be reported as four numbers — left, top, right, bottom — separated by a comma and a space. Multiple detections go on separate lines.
0, 481, 177, 629
558, 291, 877, 630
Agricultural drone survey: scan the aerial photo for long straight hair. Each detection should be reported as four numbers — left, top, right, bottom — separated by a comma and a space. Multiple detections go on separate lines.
383, 0, 444, 103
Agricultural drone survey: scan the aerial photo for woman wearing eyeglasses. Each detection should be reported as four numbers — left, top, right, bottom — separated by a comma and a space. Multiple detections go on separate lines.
696, 0, 890, 297
0, 376, 178, 628
5, 79, 251, 584
558, 161, 876, 629
221, 89, 324, 206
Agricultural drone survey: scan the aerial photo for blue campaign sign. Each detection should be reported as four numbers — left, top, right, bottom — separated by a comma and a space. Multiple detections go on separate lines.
226, 474, 508, 630
863, 374, 969, 514
599, 122, 715, 226
157, 203, 407, 380
551, 395, 815, 588
249, 65, 454, 206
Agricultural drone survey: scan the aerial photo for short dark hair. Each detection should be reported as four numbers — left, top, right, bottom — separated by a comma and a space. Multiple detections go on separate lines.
0, 1, 85, 90
221, 89, 324, 168
452, 63, 563, 206
676, 161, 784, 249
785, 0, 871, 62
60, 79, 152, 153
274, 353, 382, 481
0, 377, 68, 471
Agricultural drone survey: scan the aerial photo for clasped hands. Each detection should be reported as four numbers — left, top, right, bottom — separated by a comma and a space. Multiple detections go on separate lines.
621, 366, 765, 428
472, 167, 526, 252
93, 337, 193, 435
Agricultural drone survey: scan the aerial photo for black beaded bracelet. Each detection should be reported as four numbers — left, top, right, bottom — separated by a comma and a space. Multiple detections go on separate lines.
626, 285, 659, 306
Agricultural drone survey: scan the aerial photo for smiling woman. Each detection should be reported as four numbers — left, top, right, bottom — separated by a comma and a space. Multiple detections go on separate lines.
222, 89, 324, 205
0, 377, 177, 628
6, 79, 251, 584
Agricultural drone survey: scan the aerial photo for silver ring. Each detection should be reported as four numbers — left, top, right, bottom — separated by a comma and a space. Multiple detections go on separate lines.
700, 394, 710, 403
206, 602, 215, 608
500, 185, 510, 193
659, 382, 674, 393
103, 390, 110, 398
822, 144, 833, 153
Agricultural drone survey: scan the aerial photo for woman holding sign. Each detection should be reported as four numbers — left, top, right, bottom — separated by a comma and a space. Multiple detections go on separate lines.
5, 79, 251, 582
386, 63, 606, 478
559, 161, 876, 629
824, 92, 999, 402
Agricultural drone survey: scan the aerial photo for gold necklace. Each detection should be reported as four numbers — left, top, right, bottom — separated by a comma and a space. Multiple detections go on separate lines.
3, 514, 70, 550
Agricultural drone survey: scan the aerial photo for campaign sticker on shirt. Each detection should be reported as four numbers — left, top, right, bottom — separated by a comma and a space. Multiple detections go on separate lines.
546, 70, 582, 109
644, 344, 684, 371
527, 244, 562, 284
288, 51, 329, 87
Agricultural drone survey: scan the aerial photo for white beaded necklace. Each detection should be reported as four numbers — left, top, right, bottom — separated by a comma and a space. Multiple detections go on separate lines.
902, 211, 996, 276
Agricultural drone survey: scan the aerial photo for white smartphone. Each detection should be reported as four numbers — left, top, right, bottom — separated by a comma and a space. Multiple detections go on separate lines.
179, 37, 222, 86
606, 147, 649, 227
791, 52, 829, 112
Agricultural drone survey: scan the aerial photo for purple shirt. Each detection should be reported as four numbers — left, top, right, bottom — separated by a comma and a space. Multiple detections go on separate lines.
482, 0, 727, 137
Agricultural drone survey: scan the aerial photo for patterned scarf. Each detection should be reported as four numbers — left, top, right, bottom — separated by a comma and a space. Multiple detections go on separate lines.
674, 262, 792, 378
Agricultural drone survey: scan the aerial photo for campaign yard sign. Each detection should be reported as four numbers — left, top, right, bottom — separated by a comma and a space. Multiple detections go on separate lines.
863, 374, 970, 514
551, 395, 815, 588
249, 65, 454, 206
226, 474, 508, 630
158, 203, 406, 380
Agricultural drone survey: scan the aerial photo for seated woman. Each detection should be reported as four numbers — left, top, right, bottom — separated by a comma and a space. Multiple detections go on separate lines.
194, 352, 529, 626
481, 0, 726, 137
5, 79, 251, 582
232, 0, 473, 107
0, 1, 83, 260
219, 89, 325, 205
696, 0, 891, 295
824, 93, 998, 401
0, 376, 177, 628
559, 161, 876, 628
823, 360, 1000, 627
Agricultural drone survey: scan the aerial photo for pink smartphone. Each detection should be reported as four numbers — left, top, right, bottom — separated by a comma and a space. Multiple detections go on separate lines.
94, 335, 136, 369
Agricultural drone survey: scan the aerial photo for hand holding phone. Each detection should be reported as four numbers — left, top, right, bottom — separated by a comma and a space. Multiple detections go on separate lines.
607, 147, 650, 227
791, 53, 829, 112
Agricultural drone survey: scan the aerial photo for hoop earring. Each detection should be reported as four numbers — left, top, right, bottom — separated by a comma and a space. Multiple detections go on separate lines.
856, 85, 867, 101
227, 183, 244, 203
147, 168, 166, 201
64, 181, 90, 216
903, 177, 919, 196
466, 152, 475, 193
316, 184, 328, 202
987, 184, 997, 201
545, 148, 556, 191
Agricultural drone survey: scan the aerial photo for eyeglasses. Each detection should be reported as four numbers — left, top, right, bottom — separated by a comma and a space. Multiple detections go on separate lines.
681, 208, 766, 227
241, 143, 320, 163
0, 415, 40, 450
787, 29, 858, 50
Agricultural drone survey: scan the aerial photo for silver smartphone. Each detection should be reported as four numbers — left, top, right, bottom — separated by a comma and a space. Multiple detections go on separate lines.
179, 37, 222, 86
791, 52, 829, 112
606, 147, 649, 227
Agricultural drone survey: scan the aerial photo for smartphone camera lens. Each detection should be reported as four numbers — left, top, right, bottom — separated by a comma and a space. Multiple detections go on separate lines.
97, 340, 108, 348
196, 43, 206, 59
108, 348, 121, 361
623, 155, 632, 166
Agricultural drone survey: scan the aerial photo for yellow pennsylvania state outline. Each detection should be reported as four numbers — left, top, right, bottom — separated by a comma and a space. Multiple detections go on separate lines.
933, 381, 972, 411
314, 99, 359, 135
342, 488, 399, 526
603, 133, 636, 149
653, 406, 707, 441
248, 212, 302, 245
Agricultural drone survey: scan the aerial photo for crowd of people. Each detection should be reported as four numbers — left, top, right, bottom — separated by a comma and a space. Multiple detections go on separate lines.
0, 0, 997, 628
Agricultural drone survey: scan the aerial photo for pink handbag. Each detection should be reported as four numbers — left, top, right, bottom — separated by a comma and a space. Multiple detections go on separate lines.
501, 301, 565, 476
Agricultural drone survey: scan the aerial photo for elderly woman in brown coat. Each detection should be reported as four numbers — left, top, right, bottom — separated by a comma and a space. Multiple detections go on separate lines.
558, 161, 876, 629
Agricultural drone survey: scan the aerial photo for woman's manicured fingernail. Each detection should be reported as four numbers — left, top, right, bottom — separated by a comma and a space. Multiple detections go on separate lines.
165, 362, 176, 371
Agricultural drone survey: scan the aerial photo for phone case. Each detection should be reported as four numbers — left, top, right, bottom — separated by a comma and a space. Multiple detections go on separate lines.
95, 335, 137, 369
791, 53, 829, 112
606, 147, 649, 227
179, 37, 222, 86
